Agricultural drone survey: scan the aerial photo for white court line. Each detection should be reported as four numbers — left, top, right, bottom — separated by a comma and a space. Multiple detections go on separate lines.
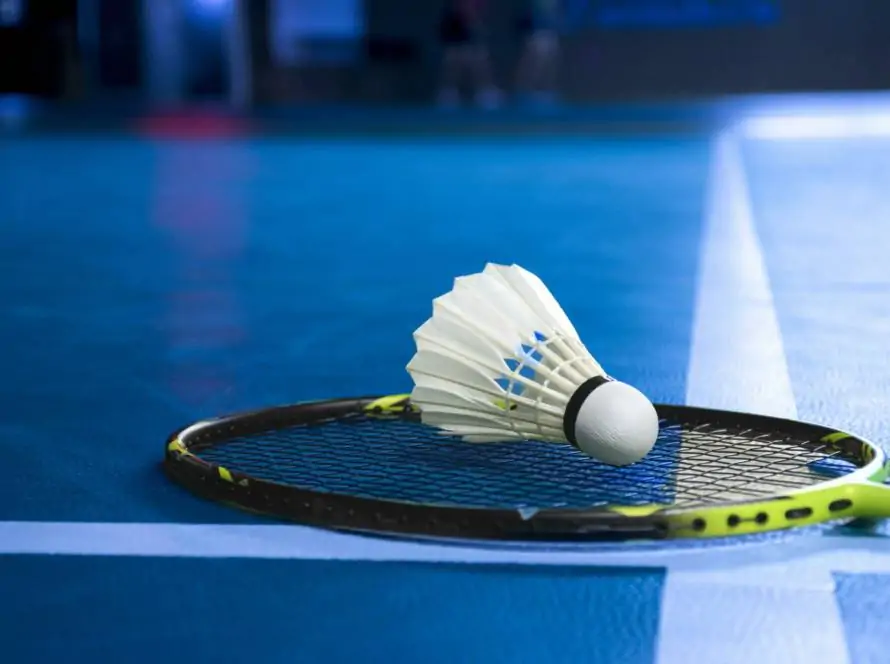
0, 520, 889, 572
685, 133, 797, 418
654, 133, 849, 664
742, 113, 890, 140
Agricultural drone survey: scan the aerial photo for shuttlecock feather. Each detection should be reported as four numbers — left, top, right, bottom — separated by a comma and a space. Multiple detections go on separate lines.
406, 263, 659, 466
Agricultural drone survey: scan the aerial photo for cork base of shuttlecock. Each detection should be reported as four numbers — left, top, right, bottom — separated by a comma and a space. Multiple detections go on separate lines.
562, 377, 660, 466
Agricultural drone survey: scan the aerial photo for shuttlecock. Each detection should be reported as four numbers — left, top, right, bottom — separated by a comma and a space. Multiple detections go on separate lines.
406, 263, 659, 466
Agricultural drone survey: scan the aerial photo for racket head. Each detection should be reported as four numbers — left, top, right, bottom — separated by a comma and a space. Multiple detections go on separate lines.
163, 394, 890, 542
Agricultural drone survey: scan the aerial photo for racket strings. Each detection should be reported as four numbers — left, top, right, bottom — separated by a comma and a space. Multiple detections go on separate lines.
195, 417, 863, 510
669, 426, 846, 506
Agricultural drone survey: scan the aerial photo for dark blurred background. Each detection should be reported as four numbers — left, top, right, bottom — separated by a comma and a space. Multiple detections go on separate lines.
0, 0, 888, 111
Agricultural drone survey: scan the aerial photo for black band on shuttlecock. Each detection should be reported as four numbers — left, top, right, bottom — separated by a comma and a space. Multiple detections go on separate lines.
563, 376, 612, 448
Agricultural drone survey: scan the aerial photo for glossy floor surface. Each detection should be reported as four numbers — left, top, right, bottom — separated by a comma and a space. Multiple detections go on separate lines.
3, 95, 890, 663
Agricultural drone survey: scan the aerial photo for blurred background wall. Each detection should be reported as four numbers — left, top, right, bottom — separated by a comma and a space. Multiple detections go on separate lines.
1, 0, 889, 109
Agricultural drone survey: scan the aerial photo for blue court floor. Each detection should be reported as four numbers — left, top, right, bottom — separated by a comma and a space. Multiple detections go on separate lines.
3, 95, 890, 663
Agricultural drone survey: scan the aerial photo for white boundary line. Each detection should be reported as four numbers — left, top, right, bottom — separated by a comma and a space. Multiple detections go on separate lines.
0, 521, 888, 572
685, 133, 798, 419
655, 132, 849, 664
742, 113, 890, 140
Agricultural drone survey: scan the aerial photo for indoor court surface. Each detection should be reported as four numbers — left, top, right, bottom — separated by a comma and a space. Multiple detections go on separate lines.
3, 94, 890, 663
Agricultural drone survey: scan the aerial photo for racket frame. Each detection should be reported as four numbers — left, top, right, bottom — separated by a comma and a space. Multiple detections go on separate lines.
163, 393, 890, 541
